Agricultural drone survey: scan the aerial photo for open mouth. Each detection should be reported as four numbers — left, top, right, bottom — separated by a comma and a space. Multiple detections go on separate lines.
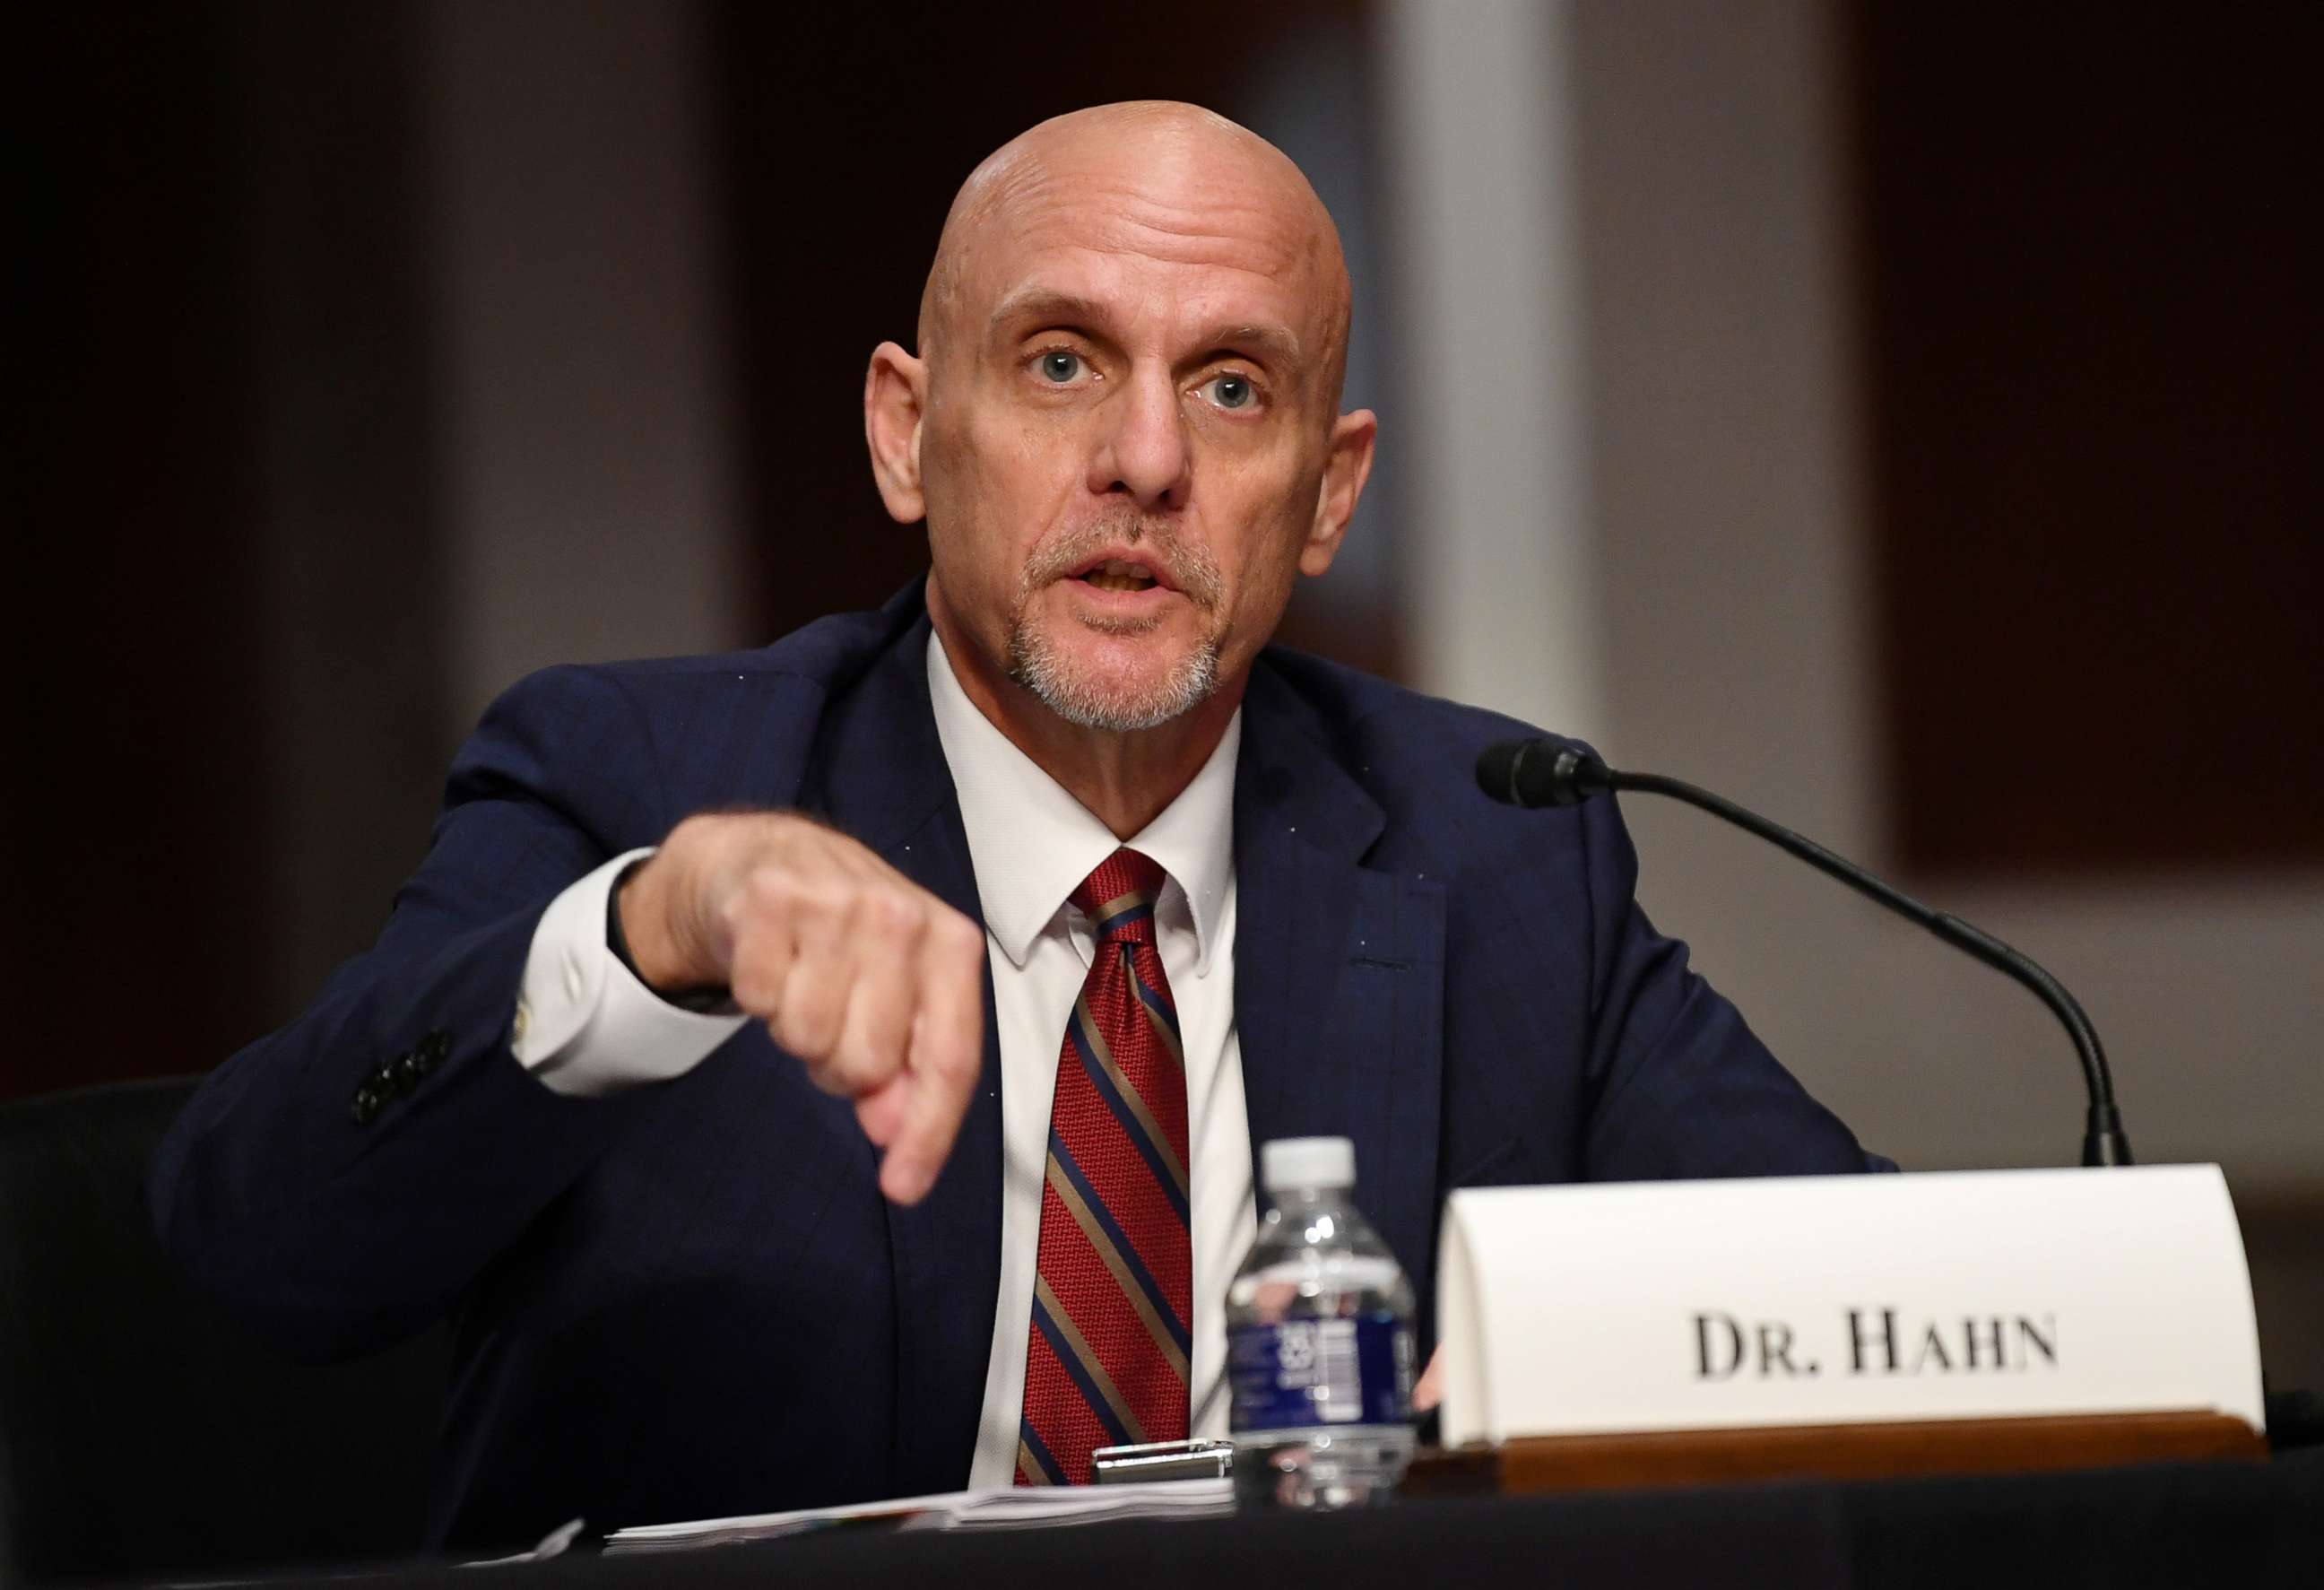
1072, 558, 1165, 595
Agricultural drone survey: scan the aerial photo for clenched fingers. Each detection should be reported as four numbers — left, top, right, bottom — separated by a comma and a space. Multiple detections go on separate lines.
716, 844, 984, 1204
811, 891, 930, 1099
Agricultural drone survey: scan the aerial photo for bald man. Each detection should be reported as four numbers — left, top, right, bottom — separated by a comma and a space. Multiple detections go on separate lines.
152, 103, 1880, 1551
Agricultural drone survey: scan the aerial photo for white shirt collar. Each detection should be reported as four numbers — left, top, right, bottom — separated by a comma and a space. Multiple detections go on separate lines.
925, 630, 1239, 976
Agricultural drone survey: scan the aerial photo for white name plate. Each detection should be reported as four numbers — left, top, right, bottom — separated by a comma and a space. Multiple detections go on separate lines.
1435, 1165, 2264, 1447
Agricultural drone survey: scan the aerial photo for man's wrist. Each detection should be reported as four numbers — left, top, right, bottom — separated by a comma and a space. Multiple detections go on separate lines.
608, 857, 733, 1013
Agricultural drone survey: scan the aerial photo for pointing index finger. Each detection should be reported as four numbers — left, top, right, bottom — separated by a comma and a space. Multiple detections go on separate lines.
878, 916, 986, 1205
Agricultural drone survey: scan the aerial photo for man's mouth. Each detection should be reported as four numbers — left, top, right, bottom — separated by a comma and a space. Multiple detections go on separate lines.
1067, 555, 1169, 595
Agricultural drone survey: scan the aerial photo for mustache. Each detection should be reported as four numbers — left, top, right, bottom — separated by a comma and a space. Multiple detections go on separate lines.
1019, 516, 1223, 608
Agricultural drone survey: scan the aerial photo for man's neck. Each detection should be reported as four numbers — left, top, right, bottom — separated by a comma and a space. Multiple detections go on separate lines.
928, 603, 1243, 840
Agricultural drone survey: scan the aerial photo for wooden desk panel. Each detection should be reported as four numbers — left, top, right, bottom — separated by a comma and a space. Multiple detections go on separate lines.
1406, 1411, 2264, 1495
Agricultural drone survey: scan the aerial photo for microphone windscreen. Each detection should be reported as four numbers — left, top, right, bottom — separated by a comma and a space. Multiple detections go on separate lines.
1476, 738, 1589, 808
1475, 740, 1529, 805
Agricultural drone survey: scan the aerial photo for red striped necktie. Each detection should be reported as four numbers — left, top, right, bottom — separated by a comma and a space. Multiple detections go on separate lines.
1016, 847, 1192, 1486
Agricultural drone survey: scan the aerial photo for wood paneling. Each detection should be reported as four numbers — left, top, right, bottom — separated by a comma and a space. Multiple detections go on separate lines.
1851, 4, 2322, 876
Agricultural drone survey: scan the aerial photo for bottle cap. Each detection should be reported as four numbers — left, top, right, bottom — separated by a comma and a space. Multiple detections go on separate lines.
1261, 1136, 1356, 1193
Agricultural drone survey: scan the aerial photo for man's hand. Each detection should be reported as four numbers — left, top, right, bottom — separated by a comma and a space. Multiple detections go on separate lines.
1413, 1346, 1444, 1413
618, 812, 986, 1205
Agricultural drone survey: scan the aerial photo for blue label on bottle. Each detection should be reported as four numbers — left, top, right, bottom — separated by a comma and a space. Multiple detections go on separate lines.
1227, 1312, 1412, 1433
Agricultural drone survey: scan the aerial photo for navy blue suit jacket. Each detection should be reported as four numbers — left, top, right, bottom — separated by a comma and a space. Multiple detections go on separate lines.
150, 584, 1880, 1550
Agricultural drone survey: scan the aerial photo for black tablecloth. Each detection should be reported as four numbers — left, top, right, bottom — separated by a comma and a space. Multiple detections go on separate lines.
283, 1450, 2324, 1590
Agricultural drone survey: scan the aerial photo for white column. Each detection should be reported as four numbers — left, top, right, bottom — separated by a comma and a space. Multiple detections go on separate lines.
1374, 0, 1603, 740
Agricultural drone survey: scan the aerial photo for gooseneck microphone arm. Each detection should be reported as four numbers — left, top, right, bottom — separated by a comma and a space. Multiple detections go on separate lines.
1476, 738, 2132, 1168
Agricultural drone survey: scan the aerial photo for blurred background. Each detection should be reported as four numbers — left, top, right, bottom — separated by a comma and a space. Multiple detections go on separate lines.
12, 3, 2318, 1381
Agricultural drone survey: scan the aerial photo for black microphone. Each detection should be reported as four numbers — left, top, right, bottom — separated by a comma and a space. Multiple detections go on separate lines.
1476, 737, 2133, 1168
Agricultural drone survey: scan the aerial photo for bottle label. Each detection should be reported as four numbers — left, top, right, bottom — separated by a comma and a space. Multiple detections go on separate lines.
1227, 1312, 1412, 1433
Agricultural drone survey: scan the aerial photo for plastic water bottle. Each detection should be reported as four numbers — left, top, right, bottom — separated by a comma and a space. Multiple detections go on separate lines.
1226, 1137, 1417, 1508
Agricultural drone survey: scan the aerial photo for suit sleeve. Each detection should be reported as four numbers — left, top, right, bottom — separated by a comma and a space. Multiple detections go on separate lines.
148, 664, 696, 1361
1575, 789, 1894, 1179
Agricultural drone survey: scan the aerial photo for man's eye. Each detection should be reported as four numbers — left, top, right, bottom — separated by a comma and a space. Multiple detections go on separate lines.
1038, 351, 1084, 383
1203, 373, 1257, 411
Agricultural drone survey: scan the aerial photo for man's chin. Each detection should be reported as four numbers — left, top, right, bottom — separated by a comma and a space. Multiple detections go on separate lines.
1005, 621, 1221, 734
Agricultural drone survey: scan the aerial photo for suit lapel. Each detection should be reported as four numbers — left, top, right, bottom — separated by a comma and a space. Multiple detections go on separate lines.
1233, 666, 1448, 1314
799, 594, 1003, 1496
790, 605, 1452, 1485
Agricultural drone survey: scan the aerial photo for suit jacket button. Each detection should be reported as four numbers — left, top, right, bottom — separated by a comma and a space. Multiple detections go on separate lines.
420, 1030, 452, 1066
351, 1090, 380, 1124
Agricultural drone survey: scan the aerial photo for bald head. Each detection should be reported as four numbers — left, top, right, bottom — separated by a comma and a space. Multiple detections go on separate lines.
860, 101, 1381, 775
917, 101, 1354, 406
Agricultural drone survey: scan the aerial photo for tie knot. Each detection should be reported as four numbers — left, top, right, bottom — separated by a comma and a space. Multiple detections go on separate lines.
1071, 847, 1166, 944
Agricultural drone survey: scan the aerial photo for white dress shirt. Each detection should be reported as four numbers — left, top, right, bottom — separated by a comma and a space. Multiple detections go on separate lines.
507, 631, 1256, 1485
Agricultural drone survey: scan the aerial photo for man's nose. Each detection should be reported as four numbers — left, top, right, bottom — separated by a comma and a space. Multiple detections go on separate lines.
1088, 369, 1191, 511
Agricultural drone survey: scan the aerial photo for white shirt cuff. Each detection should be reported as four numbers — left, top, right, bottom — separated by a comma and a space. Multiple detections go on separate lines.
513, 848, 748, 1096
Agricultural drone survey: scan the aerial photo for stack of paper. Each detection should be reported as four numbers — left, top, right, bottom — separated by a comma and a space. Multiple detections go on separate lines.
945, 1479, 1235, 1532
603, 1478, 1234, 1553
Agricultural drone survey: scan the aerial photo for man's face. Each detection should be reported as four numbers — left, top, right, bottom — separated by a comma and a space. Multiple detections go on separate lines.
911, 143, 1352, 732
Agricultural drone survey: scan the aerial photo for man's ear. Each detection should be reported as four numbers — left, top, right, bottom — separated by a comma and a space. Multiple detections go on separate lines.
864, 341, 929, 524
1300, 408, 1378, 578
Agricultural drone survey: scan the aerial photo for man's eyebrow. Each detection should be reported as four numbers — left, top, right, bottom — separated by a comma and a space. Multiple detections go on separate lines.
987, 287, 1108, 335
1205, 322, 1304, 369
987, 289, 1305, 371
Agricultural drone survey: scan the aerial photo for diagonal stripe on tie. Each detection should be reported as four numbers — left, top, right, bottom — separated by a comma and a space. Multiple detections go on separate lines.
1066, 995, 1191, 1215
1018, 1428, 1065, 1486
1019, 1324, 1114, 1487
1031, 1276, 1145, 1447
1126, 969, 1184, 1064
1045, 1147, 1191, 1372
1044, 1125, 1190, 1352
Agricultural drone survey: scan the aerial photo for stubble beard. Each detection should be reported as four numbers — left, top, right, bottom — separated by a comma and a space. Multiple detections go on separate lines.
1003, 520, 1227, 733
